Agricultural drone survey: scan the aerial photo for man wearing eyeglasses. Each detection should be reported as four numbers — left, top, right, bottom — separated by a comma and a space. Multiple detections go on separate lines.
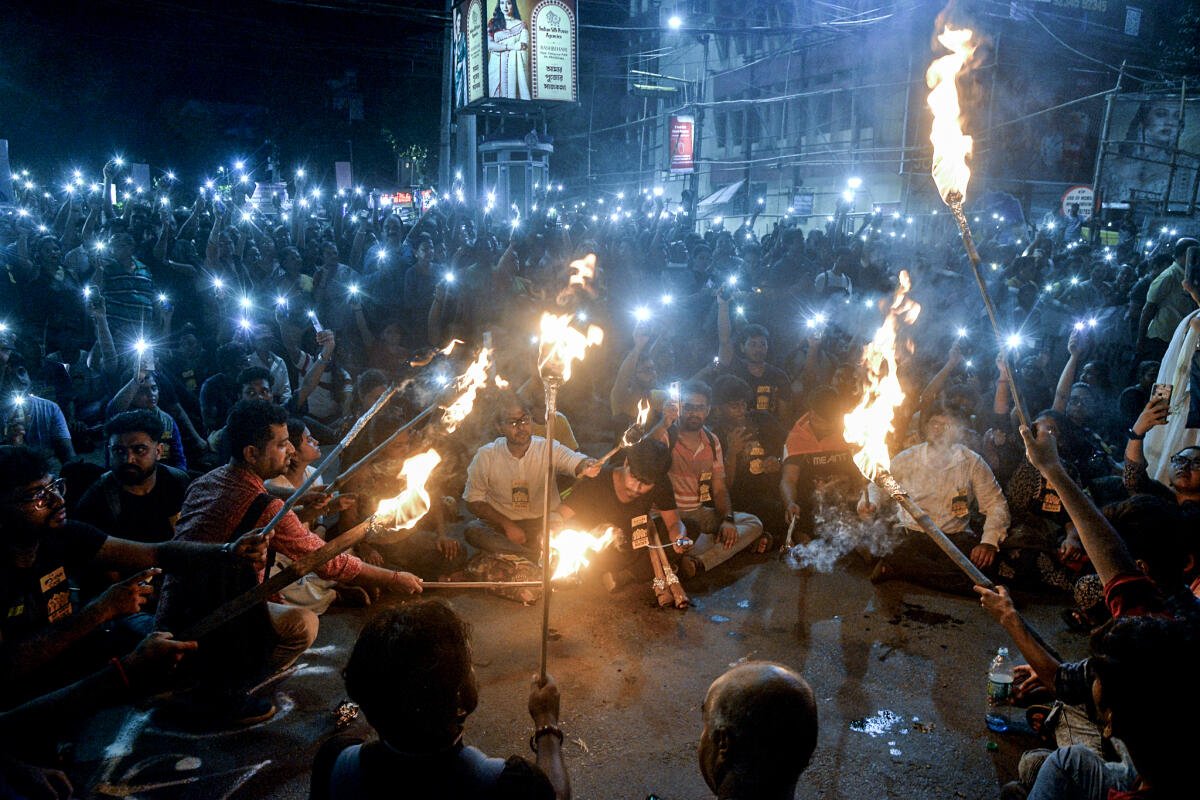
76, 409, 191, 545
464, 396, 601, 560
0, 445, 267, 705
655, 380, 764, 578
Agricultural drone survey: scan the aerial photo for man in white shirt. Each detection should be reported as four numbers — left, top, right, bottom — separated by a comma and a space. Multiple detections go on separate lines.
860, 403, 1010, 593
464, 397, 600, 560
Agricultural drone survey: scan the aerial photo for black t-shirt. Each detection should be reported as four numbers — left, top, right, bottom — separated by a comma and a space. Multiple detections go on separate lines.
724, 358, 792, 419
562, 467, 675, 545
0, 521, 107, 645
713, 410, 787, 501
75, 465, 191, 544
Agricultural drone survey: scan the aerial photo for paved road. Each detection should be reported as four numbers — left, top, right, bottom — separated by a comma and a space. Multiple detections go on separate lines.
72, 550, 1083, 799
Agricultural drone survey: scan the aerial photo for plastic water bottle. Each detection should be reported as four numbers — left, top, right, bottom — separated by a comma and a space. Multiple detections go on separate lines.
985, 646, 1015, 732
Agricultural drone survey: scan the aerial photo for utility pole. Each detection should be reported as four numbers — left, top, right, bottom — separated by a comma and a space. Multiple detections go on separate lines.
1089, 60, 1124, 241
438, 0, 453, 190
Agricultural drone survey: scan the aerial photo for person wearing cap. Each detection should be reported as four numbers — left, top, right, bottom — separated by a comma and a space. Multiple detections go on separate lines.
1136, 237, 1199, 363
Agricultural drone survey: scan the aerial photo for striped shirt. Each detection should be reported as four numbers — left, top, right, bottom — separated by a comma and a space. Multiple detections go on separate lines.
101, 259, 155, 331
667, 427, 725, 512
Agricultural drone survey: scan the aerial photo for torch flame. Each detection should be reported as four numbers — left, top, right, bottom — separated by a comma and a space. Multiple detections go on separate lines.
441, 339, 463, 356
567, 254, 596, 289
441, 347, 494, 431
926, 25, 977, 203
843, 270, 921, 482
556, 253, 599, 306
374, 449, 442, 531
538, 313, 604, 383
550, 527, 616, 581
635, 398, 651, 428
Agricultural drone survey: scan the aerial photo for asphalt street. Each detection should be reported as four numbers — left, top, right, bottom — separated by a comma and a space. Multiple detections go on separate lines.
70, 544, 1083, 800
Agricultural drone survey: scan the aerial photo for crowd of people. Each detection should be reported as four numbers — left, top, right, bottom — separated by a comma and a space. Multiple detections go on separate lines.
0, 156, 1197, 799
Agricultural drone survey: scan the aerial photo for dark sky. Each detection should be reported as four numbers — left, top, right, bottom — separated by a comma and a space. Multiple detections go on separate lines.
1, 0, 448, 182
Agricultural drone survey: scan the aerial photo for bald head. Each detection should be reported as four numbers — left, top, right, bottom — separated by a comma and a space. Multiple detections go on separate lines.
699, 662, 818, 798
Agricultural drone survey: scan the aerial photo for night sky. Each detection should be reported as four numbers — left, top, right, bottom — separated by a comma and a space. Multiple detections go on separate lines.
1, 0, 448, 184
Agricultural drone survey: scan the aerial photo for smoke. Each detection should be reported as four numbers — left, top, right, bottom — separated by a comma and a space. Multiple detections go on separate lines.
783, 496, 898, 573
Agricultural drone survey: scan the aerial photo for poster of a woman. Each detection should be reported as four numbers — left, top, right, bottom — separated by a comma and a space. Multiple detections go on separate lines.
487, 0, 530, 100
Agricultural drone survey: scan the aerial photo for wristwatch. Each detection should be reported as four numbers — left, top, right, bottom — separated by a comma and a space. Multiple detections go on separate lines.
1126, 428, 1145, 441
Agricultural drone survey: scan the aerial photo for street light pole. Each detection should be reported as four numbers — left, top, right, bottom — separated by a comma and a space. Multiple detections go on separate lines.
689, 35, 709, 230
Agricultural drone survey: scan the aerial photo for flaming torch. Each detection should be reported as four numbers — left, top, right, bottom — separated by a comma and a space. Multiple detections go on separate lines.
537, 309, 604, 680
182, 449, 442, 640
843, 272, 1059, 658
927, 24, 1030, 428
595, 398, 652, 468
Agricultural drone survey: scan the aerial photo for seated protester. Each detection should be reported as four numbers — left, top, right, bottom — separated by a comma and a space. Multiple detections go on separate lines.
979, 436, 1200, 800
157, 400, 424, 725
654, 380, 765, 578
1117, 360, 1159, 433
76, 410, 191, 544
1022, 616, 1199, 800
247, 325, 293, 406
609, 325, 663, 433
779, 386, 862, 542
198, 341, 250, 435
1123, 395, 1200, 512
698, 662, 818, 800
999, 410, 1095, 592
709, 375, 788, 539
862, 402, 1011, 593
0, 445, 265, 706
556, 438, 688, 600
709, 304, 792, 426
264, 420, 353, 615
287, 328, 353, 442
522, 378, 579, 450
464, 396, 599, 561
207, 365, 277, 463
310, 601, 565, 800
0, 335, 74, 464
105, 369, 187, 471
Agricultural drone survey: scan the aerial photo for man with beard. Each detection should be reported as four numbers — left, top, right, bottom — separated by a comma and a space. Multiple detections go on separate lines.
709, 375, 787, 542
156, 400, 423, 724
76, 410, 191, 544
656, 380, 764, 579
464, 396, 599, 561
0, 445, 266, 703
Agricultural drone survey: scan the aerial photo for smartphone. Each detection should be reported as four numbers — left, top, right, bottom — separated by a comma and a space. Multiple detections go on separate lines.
1151, 383, 1173, 404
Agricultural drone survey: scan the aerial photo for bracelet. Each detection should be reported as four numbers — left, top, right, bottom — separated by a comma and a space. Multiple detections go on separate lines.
110, 657, 131, 689
1126, 428, 1145, 441
722, 513, 736, 525
529, 724, 564, 753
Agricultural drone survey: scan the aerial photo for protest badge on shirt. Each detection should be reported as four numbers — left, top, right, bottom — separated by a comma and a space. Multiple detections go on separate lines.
511, 481, 530, 512
1041, 478, 1062, 514
951, 488, 969, 519
748, 441, 765, 475
698, 472, 713, 503
630, 514, 649, 549
756, 386, 771, 411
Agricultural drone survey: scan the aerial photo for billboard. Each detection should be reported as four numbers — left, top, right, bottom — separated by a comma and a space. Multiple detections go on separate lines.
453, 0, 486, 109
669, 115, 695, 174
1100, 94, 1199, 209
458, 0, 576, 106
